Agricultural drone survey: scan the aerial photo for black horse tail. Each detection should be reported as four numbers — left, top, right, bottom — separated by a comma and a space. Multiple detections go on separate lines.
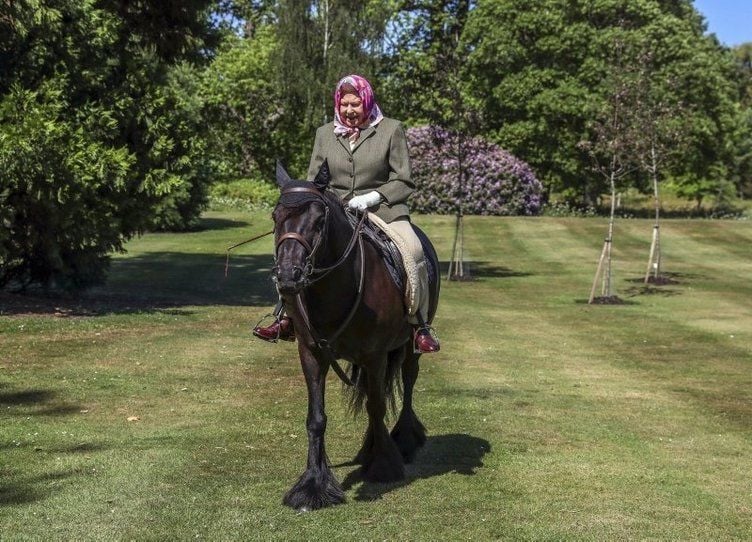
345, 347, 405, 416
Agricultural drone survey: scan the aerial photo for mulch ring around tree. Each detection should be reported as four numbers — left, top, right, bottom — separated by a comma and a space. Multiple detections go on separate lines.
590, 295, 626, 305
644, 275, 679, 285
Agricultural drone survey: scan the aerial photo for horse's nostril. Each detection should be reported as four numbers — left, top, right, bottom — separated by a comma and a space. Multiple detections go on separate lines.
293, 268, 302, 281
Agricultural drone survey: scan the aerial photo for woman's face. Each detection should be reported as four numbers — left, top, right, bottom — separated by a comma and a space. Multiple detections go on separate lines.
339, 92, 365, 128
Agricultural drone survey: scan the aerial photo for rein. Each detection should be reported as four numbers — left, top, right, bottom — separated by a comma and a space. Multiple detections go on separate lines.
224, 229, 274, 278
277, 186, 369, 387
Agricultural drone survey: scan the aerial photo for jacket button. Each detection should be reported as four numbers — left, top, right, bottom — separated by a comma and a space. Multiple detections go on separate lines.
348, 156, 353, 162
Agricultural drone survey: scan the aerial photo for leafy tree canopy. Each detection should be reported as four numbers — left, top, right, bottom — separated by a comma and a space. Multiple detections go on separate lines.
462, 0, 739, 205
0, 0, 215, 289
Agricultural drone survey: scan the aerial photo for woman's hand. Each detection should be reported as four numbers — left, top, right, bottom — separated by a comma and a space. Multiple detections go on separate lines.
348, 191, 382, 211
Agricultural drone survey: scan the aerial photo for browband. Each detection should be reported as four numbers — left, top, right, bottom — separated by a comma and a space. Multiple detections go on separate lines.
280, 186, 324, 197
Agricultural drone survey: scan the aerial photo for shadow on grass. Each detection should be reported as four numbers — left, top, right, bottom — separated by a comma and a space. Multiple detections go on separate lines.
2, 257, 528, 317
0, 469, 91, 506
0, 253, 279, 316
438, 261, 532, 280
0, 386, 99, 506
623, 285, 682, 298
621, 271, 706, 298
339, 433, 491, 502
0, 387, 85, 418
624, 271, 706, 285
571, 271, 711, 305
0, 389, 56, 405
192, 217, 253, 231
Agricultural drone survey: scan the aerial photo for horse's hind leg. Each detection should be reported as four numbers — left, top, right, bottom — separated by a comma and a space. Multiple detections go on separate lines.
360, 358, 405, 483
283, 347, 345, 510
391, 348, 427, 463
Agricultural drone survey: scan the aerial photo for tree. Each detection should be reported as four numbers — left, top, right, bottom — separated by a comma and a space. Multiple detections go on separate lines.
379, 0, 477, 279
731, 107, 752, 200
733, 42, 752, 108
273, 0, 389, 174
462, 0, 740, 207
379, 0, 474, 126
201, 24, 283, 181
580, 33, 640, 304
617, 32, 695, 282
731, 43, 752, 199
0, 0, 215, 289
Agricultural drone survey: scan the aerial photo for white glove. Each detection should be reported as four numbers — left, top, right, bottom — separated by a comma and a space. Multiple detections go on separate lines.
348, 191, 383, 211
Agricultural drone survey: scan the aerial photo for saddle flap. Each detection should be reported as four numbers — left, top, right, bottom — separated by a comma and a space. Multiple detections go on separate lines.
345, 212, 406, 302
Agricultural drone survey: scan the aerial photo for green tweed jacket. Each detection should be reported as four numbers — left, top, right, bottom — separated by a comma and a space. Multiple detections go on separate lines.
306, 117, 415, 223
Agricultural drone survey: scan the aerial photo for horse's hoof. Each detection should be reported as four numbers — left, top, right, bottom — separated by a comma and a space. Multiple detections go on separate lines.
391, 412, 427, 463
362, 445, 405, 483
283, 468, 346, 510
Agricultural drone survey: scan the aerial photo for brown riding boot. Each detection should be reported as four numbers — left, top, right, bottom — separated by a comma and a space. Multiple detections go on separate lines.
414, 327, 440, 353
253, 317, 295, 343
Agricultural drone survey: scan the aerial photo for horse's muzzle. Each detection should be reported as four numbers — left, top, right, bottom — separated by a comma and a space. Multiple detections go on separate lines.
274, 265, 308, 294
276, 279, 305, 295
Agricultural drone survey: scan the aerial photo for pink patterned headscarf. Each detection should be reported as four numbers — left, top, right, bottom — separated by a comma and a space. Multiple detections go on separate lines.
333, 75, 384, 142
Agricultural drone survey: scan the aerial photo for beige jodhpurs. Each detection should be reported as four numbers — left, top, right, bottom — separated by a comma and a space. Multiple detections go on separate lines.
369, 216, 429, 325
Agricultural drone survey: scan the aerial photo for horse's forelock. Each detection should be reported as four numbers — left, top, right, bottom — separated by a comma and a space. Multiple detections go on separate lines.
276, 182, 343, 215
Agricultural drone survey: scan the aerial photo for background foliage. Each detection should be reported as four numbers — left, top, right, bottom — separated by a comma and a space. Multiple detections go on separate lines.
1, 0, 750, 289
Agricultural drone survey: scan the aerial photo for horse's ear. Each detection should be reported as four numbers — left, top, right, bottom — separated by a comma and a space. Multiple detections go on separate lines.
312, 159, 330, 191
276, 160, 294, 189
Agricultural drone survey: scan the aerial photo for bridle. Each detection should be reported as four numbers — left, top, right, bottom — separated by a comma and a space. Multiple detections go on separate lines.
274, 205, 329, 286
274, 187, 367, 287
274, 186, 368, 385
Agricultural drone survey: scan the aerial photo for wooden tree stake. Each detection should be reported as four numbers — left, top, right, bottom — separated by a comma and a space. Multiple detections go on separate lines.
589, 238, 611, 303
644, 224, 661, 283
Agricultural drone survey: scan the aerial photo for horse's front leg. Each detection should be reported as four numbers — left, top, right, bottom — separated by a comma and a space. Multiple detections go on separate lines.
282, 345, 345, 510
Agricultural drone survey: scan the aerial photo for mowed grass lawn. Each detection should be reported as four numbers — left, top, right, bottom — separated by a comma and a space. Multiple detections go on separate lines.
1, 210, 751, 540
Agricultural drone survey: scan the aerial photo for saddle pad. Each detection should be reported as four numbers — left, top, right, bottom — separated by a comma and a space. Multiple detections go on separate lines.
345, 212, 406, 306
365, 213, 419, 314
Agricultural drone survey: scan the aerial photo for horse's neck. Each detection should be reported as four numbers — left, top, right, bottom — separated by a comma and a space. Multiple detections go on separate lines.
304, 210, 361, 324
322, 206, 355, 267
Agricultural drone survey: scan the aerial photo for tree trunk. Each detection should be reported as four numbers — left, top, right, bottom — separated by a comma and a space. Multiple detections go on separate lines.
321, 0, 330, 125
604, 166, 617, 297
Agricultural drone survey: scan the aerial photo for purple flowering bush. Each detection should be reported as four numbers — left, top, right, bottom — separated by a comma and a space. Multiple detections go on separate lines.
407, 126, 543, 215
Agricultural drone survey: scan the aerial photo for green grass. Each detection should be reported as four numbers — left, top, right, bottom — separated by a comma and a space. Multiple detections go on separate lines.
1, 211, 751, 540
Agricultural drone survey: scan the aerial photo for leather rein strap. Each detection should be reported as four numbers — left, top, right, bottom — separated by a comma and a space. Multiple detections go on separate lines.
294, 232, 364, 387
278, 186, 369, 387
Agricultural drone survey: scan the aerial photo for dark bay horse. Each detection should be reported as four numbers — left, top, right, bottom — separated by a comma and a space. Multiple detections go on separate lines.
271, 161, 440, 510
